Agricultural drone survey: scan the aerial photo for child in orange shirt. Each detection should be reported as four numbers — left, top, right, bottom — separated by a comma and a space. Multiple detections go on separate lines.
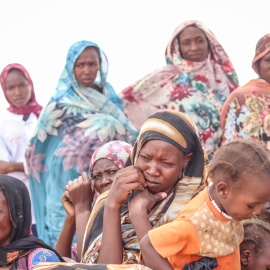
129, 140, 270, 270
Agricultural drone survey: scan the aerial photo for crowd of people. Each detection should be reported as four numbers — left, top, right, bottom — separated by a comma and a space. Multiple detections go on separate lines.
0, 20, 270, 270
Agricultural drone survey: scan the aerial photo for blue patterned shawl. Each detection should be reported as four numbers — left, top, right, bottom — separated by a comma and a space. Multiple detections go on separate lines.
26, 41, 138, 246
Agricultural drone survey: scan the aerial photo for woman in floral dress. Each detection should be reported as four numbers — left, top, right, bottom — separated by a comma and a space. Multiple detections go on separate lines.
26, 40, 138, 247
220, 33, 270, 149
120, 20, 238, 158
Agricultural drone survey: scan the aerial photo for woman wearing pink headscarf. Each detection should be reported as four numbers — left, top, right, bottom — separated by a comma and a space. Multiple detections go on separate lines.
54, 140, 132, 262
0, 63, 42, 234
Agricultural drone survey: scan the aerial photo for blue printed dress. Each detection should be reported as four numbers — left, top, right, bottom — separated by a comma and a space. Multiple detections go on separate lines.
26, 41, 138, 246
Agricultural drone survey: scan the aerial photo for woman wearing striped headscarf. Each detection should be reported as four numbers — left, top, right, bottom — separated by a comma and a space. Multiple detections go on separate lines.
80, 109, 209, 265
31, 109, 208, 270
220, 33, 270, 149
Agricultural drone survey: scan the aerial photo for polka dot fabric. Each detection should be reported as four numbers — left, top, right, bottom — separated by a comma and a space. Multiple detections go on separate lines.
190, 201, 243, 257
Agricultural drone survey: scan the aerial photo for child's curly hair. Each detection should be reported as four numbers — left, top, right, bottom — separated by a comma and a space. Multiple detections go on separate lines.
241, 219, 270, 255
208, 139, 270, 184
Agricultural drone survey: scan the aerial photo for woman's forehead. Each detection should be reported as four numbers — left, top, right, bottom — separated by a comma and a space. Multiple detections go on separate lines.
140, 139, 183, 157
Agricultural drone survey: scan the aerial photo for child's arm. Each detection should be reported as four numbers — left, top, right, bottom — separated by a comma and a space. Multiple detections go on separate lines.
140, 234, 173, 270
54, 190, 76, 257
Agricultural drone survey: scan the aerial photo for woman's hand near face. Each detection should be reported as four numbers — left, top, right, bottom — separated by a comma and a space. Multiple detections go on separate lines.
67, 172, 95, 211
128, 189, 167, 219
128, 189, 167, 243
66, 172, 95, 262
61, 187, 75, 219
55, 187, 76, 257
106, 165, 147, 209
98, 166, 146, 264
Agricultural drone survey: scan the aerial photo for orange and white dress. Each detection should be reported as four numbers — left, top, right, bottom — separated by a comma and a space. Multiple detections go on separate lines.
148, 187, 243, 270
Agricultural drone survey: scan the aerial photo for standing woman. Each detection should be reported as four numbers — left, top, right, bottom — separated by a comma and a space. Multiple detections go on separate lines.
121, 20, 238, 158
26, 41, 138, 247
0, 63, 42, 236
220, 33, 270, 149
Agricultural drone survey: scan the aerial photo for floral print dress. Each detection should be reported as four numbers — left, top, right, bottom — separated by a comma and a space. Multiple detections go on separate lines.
120, 20, 238, 158
221, 79, 270, 149
25, 41, 138, 247
221, 34, 270, 149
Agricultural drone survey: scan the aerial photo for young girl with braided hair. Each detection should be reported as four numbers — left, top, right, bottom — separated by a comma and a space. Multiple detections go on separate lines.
240, 219, 270, 269
131, 139, 270, 270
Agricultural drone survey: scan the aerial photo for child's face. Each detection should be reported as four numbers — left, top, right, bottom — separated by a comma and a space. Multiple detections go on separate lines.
259, 199, 270, 222
241, 241, 270, 270
221, 173, 270, 221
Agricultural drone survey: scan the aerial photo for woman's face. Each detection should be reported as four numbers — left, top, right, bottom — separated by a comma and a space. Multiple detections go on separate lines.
258, 51, 270, 83
92, 159, 120, 194
74, 47, 101, 88
0, 190, 12, 247
178, 26, 209, 62
136, 139, 191, 194
4, 69, 32, 108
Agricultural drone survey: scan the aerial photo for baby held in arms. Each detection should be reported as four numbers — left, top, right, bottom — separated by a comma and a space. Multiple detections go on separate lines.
129, 140, 270, 270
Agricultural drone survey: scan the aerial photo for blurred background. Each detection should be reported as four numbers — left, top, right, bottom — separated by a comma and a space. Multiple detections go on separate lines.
0, 0, 269, 108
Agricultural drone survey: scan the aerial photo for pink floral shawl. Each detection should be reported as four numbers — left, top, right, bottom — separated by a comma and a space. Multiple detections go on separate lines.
120, 20, 238, 157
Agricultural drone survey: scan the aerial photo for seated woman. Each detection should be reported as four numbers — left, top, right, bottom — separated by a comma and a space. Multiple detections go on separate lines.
31, 109, 208, 270
0, 175, 64, 270
121, 20, 239, 158
221, 33, 270, 149
0, 63, 42, 236
240, 219, 270, 270
25, 41, 138, 246
137, 139, 270, 270
54, 140, 132, 261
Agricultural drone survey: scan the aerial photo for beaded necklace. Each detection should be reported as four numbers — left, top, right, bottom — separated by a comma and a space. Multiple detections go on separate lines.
208, 182, 232, 220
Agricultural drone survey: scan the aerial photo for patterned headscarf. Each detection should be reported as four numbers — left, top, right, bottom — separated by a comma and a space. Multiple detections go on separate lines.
252, 34, 270, 76
127, 109, 207, 180
120, 20, 238, 158
90, 140, 132, 174
0, 63, 42, 117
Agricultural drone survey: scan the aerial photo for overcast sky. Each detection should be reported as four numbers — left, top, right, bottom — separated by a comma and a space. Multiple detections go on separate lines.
0, 0, 269, 108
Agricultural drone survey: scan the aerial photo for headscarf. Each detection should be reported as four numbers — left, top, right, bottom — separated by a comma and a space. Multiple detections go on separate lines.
220, 34, 270, 147
90, 140, 133, 202
0, 63, 42, 117
90, 140, 132, 173
252, 33, 270, 76
120, 20, 238, 158
25, 40, 138, 246
0, 175, 64, 269
81, 110, 208, 264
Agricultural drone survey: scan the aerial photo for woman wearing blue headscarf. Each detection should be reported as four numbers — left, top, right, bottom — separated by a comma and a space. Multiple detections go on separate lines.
26, 41, 138, 247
